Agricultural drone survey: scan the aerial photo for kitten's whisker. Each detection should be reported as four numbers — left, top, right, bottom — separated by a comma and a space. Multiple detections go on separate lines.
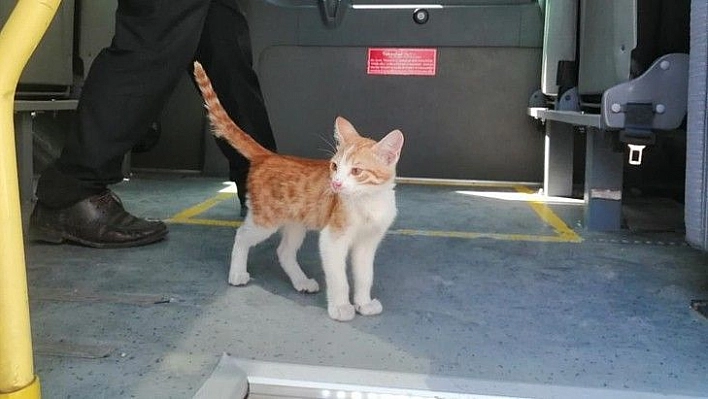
316, 134, 337, 153
318, 148, 335, 157
313, 134, 337, 157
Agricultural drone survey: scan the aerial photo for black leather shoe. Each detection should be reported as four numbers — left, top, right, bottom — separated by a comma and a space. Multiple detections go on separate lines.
29, 190, 167, 248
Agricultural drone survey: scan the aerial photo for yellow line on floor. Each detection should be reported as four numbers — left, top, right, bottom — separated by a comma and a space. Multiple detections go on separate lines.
168, 218, 242, 228
168, 192, 234, 223
168, 216, 575, 242
390, 229, 577, 243
514, 185, 583, 243
167, 185, 583, 243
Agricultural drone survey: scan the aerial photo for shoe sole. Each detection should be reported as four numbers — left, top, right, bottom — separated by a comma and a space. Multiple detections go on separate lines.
29, 226, 168, 249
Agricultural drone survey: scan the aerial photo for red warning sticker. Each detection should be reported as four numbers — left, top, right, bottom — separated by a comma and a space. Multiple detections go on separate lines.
367, 48, 437, 76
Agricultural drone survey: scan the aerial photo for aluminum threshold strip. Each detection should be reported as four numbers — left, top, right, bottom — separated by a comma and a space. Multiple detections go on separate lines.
248, 377, 522, 399
198, 355, 527, 399
195, 355, 708, 399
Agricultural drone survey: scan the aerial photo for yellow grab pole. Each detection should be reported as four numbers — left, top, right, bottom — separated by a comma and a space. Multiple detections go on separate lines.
0, 0, 62, 397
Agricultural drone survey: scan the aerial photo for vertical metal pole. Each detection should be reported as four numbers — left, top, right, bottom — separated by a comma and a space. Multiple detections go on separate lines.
0, 0, 62, 397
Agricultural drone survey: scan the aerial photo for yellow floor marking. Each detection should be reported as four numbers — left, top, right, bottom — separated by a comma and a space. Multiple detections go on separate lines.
169, 218, 242, 228
390, 229, 577, 243
514, 185, 583, 243
168, 192, 234, 223
168, 185, 583, 243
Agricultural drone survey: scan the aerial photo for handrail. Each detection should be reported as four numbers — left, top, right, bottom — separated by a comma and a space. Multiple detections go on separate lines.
0, 0, 63, 398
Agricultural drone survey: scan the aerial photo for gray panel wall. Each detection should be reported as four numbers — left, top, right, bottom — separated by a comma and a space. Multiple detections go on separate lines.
245, 1, 545, 181
259, 46, 543, 181
0, 0, 74, 88
686, 0, 708, 250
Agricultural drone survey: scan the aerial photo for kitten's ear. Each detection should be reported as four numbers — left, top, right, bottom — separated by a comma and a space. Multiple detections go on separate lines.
374, 130, 404, 166
334, 116, 360, 147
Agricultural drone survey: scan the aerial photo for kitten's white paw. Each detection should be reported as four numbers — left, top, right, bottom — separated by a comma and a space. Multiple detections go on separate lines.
293, 278, 320, 293
355, 299, 383, 316
228, 272, 251, 286
328, 303, 355, 321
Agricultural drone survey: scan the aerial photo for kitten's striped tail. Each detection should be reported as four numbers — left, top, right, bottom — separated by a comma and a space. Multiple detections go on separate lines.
193, 61, 272, 160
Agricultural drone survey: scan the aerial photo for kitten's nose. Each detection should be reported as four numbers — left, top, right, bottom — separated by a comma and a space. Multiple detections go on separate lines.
331, 180, 343, 191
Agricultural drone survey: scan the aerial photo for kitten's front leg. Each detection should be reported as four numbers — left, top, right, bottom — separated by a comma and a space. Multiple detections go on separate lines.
319, 228, 355, 321
351, 232, 385, 316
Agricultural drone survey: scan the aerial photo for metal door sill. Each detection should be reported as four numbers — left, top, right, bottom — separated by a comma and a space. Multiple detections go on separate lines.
194, 354, 706, 399
194, 354, 528, 399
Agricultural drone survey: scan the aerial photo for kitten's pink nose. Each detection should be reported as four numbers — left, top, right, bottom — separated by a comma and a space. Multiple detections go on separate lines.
331, 180, 343, 191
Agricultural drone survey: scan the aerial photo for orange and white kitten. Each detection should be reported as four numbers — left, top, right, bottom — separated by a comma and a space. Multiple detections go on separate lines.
193, 62, 404, 321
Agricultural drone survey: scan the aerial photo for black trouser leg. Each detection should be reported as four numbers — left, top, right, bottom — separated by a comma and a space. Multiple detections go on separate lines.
36, 0, 211, 208
195, 0, 277, 205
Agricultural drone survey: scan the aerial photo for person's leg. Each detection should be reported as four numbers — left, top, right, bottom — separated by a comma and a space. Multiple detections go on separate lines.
37, 0, 210, 207
31, 0, 211, 247
195, 0, 277, 212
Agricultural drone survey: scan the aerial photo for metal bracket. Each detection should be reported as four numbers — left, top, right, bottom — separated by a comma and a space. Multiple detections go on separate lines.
602, 53, 688, 130
556, 86, 580, 111
528, 89, 547, 108
603, 54, 687, 166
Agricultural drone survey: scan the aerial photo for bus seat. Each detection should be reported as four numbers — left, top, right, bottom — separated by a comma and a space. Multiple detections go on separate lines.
577, 0, 690, 100
576, 0, 636, 98
540, 0, 577, 97
528, 0, 690, 230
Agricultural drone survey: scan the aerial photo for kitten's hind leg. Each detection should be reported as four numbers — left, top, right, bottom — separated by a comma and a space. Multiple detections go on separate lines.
228, 216, 277, 286
277, 224, 319, 293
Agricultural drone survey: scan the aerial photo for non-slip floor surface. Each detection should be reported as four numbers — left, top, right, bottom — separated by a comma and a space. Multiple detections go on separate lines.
21, 176, 708, 398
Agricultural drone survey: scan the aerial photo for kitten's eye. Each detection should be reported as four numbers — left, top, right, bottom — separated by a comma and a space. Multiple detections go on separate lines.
351, 167, 362, 176
330, 162, 338, 172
